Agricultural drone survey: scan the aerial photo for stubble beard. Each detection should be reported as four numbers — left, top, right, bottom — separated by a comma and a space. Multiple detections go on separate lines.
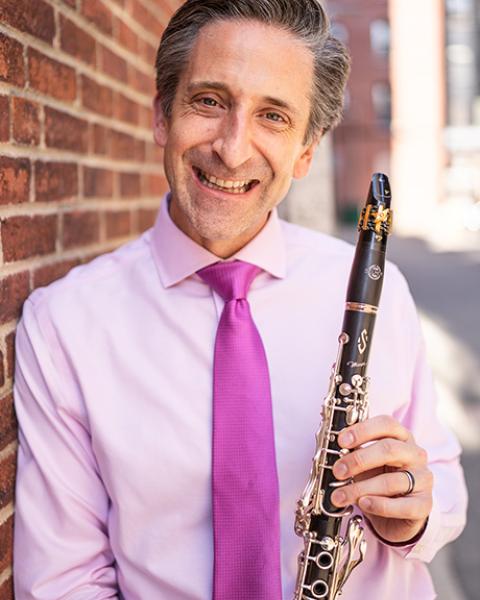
173, 171, 275, 244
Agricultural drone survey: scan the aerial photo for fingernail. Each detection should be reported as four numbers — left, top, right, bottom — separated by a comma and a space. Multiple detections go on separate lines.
332, 491, 346, 506
340, 432, 354, 447
360, 497, 372, 511
335, 462, 348, 477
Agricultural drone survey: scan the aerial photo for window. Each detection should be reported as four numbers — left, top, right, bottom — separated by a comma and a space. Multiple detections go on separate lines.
446, 0, 480, 125
331, 22, 349, 45
371, 82, 391, 126
370, 19, 390, 56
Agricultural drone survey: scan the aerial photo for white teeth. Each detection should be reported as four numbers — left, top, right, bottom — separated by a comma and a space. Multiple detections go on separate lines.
198, 169, 251, 191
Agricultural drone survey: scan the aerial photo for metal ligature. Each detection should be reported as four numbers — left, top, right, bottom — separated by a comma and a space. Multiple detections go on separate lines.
293, 173, 393, 600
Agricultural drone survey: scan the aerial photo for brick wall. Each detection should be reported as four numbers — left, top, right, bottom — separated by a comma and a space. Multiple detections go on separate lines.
0, 0, 181, 595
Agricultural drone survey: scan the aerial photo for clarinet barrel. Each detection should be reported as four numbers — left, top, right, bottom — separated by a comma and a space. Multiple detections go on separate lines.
294, 173, 393, 600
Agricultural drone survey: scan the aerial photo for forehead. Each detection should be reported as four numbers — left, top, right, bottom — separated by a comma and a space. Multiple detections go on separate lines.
179, 19, 314, 112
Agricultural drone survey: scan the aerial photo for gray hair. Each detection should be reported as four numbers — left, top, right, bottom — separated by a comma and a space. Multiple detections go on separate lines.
155, 0, 351, 142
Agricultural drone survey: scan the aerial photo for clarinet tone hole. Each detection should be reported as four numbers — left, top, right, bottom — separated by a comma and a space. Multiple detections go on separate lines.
311, 579, 329, 598
315, 551, 334, 570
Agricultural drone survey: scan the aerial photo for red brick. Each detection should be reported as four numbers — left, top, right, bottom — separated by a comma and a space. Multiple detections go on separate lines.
147, 173, 168, 196
0, 96, 9, 141
0, 576, 13, 600
0, 271, 30, 324
2, 214, 57, 262
147, 141, 164, 164
0, 157, 30, 205
0, 452, 16, 509
101, 46, 128, 82
81, 0, 113, 35
28, 49, 77, 102
60, 15, 96, 66
117, 19, 138, 54
131, 0, 164, 37
0, 0, 55, 43
135, 139, 146, 162
0, 34, 25, 87
84, 167, 113, 198
81, 76, 113, 118
105, 210, 131, 239
140, 105, 153, 130
92, 123, 108, 155
12, 97, 40, 145
140, 39, 158, 67
80, 251, 99, 265
120, 172, 141, 197
5, 332, 14, 380
45, 108, 88, 153
63, 211, 100, 249
0, 514, 13, 574
0, 351, 4, 388
114, 92, 139, 125
137, 207, 158, 232
0, 394, 17, 450
33, 258, 80, 288
35, 161, 78, 203
129, 66, 155, 96
110, 130, 137, 160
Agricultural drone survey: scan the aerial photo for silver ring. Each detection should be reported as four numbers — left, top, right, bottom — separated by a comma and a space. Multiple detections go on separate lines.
399, 469, 415, 496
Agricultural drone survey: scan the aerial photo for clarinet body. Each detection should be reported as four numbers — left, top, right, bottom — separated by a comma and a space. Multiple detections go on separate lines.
294, 173, 393, 600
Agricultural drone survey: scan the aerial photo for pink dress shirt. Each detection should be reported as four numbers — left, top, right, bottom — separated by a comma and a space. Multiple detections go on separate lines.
14, 196, 467, 599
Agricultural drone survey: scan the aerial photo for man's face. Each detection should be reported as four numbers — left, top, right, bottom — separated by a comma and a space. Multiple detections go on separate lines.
154, 19, 319, 257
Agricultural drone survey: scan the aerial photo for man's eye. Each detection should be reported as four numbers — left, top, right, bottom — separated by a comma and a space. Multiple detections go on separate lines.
265, 112, 285, 123
200, 97, 219, 107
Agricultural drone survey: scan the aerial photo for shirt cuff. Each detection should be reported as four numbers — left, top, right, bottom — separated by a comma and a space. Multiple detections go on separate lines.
367, 496, 442, 562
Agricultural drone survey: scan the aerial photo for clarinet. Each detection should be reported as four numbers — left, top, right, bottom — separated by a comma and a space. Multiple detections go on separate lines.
293, 173, 393, 600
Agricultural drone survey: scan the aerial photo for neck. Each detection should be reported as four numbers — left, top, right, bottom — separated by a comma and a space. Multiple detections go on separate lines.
168, 199, 271, 259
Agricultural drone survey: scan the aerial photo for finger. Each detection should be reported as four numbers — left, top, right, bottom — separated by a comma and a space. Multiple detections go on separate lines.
358, 494, 432, 521
331, 468, 433, 507
338, 415, 414, 449
333, 438, 428, 480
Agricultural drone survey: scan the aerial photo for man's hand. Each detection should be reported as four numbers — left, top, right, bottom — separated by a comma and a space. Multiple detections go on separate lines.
330, 415, 433, 544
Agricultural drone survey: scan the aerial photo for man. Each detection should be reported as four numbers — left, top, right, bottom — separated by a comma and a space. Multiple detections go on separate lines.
14, 1, 467, 598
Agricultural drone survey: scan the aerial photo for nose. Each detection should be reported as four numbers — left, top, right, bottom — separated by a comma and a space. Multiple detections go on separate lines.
211, 110, 253, 171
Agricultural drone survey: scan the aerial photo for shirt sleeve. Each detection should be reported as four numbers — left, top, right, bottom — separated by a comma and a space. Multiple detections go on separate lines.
13, 294, 120, 599
374, 272, 468, 563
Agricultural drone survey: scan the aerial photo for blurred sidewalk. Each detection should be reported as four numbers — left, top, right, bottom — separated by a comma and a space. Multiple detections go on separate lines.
386, 234, 479, 600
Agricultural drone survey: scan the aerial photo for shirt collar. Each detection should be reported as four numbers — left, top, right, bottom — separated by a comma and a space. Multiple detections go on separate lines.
150, 193, 287, 288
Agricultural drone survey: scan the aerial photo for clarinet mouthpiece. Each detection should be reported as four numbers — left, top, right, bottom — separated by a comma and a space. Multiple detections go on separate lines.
369, 173, 391, 208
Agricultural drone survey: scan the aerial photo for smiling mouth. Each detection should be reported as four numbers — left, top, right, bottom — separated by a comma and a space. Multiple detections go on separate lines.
193, 167, 259, 194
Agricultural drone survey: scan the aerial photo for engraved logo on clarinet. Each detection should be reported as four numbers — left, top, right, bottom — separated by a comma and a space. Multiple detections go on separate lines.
365, 264, 383, 281
348, 360, 367, 368
357, 329, 369, 355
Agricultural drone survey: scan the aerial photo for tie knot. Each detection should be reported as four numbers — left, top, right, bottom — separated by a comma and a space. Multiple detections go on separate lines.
197, 260, 262, 302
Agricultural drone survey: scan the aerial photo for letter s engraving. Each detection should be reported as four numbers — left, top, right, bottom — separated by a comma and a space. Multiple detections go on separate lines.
357, 330, 369, 355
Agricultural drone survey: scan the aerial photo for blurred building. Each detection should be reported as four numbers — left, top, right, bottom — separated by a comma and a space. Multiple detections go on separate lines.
444, 0, 480, 235
328, 0, 480, 243
328, 0, 391, 223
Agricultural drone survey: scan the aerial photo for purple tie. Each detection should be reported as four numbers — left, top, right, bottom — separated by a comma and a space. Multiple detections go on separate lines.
198, 260, 282, 600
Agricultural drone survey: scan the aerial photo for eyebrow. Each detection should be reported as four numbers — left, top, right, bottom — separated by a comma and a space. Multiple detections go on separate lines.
186, 80, 299, 116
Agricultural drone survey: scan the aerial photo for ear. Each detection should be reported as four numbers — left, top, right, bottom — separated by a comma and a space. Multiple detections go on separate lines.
153, 94, 169, 148
293, 136, 321, 179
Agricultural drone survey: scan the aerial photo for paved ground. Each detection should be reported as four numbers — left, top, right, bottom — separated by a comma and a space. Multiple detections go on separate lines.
338, 227, 480, 599
387, 234, 479, 600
